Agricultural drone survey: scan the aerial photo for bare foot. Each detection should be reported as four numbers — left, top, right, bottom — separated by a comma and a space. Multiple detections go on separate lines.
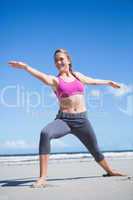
31, 177, 47, 188
103, 170, 127, 177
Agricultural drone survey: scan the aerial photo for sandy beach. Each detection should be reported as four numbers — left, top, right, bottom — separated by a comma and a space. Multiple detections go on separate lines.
0, 156, 133, 200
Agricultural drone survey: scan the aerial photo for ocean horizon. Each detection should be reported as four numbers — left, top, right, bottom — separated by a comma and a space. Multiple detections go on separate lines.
0, 149, 133, 157
0, 150, 133, 166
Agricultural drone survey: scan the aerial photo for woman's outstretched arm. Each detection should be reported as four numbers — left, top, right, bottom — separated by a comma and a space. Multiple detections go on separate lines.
74, 71, 121, 88
8, 61, 57, 87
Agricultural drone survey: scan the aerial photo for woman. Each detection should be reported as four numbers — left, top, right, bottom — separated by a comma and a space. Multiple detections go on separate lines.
8, 48, 125, 188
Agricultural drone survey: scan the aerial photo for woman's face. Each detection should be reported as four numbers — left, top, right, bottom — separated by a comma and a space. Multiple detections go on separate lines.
54, 52, 70, 73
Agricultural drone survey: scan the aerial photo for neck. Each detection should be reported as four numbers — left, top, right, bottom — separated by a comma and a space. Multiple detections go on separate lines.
59, 71, 72, 77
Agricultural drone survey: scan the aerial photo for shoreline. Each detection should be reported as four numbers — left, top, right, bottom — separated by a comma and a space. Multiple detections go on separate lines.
0, 149, 133, 157
0, 151, 133, 166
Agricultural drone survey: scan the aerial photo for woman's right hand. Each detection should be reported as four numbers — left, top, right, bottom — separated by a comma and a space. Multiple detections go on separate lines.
8, 61, 28, 69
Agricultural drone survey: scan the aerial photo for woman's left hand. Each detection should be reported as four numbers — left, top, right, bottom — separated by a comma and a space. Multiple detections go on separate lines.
108, 80, 121, 89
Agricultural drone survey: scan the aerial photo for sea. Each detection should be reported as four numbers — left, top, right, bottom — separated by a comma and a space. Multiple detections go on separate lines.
0, 151, 133, 166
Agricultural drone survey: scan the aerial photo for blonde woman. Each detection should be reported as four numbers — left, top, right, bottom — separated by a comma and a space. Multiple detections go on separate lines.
8, 48, 125, 188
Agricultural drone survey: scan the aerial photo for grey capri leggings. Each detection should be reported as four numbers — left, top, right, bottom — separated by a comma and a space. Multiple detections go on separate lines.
39, 110, 104, 162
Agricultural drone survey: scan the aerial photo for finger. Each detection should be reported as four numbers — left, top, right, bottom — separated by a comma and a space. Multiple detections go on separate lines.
116, 85, 120, 88
116, 83, 121, 88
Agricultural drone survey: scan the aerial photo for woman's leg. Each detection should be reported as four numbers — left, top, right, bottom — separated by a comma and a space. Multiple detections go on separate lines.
39, 154, 49, 178
98, 159, 126, 176
32, 154, 49, 187
72, 118, 125, 176
32, 118, 71, 187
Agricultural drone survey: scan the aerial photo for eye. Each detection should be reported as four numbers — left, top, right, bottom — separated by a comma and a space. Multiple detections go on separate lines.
59, 57, 64, 61
55, 57, 64, 62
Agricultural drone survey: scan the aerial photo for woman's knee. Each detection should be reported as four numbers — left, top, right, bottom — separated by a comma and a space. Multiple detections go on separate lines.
39, 128, 51, 154
40, 128, 50, 140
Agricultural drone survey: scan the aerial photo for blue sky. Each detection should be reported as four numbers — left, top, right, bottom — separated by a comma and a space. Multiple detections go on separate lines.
0, 0, 133, 154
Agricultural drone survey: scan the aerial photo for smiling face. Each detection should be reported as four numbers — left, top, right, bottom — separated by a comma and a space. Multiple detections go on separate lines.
54, 52, 71, 74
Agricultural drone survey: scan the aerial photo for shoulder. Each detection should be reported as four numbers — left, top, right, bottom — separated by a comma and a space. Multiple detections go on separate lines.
49, 75, 59, 92
73, 71, 85, 77
48, 75, 59, 83
73, 71, 87, 84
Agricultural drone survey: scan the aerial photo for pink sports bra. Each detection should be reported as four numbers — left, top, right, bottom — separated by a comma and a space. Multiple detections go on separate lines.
54, 75, 84, 99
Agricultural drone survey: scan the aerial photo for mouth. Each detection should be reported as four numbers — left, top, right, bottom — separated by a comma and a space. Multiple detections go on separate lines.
61, 62, 65, 67
58, 63, 65, 69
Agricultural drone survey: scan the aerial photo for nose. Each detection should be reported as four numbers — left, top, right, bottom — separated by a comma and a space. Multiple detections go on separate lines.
58, 60, 62, 64
58, 60, 65, 65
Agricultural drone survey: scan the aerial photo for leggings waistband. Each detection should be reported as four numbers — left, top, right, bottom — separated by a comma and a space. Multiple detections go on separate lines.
56, 110, 87, 118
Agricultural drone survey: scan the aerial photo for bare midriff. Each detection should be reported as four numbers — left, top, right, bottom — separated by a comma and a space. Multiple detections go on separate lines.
58, 94, 86, 113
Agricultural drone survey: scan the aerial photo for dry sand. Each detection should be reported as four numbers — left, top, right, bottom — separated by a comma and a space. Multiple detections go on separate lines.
0, 157, 133, 200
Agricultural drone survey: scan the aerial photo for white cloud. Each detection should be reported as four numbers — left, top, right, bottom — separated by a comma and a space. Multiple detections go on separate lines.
89, 89, 101, 97
0, 139, 72, 150
0, 140, 36, 149
52, 140, 72, 148
107, 83, 133, 97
